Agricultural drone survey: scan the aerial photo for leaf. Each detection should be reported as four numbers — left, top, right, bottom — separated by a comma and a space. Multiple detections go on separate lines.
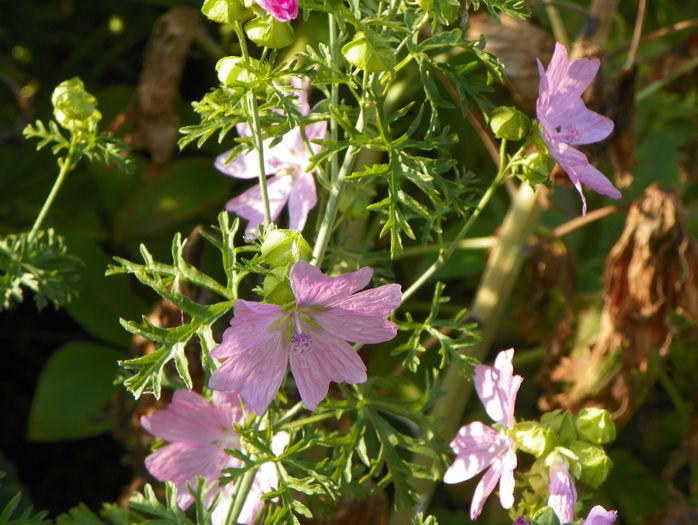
0, 484, 49, 524
55, 503, 103, 525
27, 342, 124, 441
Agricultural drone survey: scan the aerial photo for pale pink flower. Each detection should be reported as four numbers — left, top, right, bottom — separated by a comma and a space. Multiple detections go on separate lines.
547, 455, 577, 524
536, 42, 621, 215
209, 261, 402, 413
216, 79, 326, 234
443, 349, 523, 520
256, 0, 298, 21
141, 390, 289, 524
583, 505, 617, 525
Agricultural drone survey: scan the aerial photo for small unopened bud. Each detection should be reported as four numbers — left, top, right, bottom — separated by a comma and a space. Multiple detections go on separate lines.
541, 410, 577, 446
576, 407, 616, 445
512, 421, 556, 458
342, 32, 391, 73
216, 56, 259, 86
518, 152, 553, 186
489, 106, 530, 141
569, 440, 612, 488
263, 266, 295, 305
244, 15, 294, 48
51, 77, 101, 131
261, 229, 312, 268
202, 0, 252, 23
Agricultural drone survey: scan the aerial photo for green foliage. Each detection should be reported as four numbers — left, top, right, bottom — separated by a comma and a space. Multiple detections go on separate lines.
0, 228, 81, 310
27, 342, 123, 441
107, 213, 241, 398
0, 474, 50, 524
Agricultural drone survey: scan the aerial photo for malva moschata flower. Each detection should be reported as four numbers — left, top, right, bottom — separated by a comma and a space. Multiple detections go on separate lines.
209, 261, 402, 413
255, 0, 298, 22
215, 78, 326, 234
443, 349, 523, 520
536, 42, 621, 215
583, 505, 618, 525
141, 389, 289, 524
547, 454, 578, 524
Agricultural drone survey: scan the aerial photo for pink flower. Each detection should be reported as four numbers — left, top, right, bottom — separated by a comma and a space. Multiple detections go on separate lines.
209, 261, 402, 413
547, 455, 577, 524
255, 0, 298, 22
443, 349, 523, 520
216, 79, 326, 234
141, 390, 289, 524
536, 42, 621, 215
582, 505, 617, 525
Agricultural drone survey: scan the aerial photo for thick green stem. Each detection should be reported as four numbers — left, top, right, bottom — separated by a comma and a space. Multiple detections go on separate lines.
225, 467, 257, 525
29, 143, 77, 240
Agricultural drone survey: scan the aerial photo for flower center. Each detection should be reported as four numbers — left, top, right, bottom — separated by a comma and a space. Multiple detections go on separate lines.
291, 332, 312, 353
555, 124, 582, 143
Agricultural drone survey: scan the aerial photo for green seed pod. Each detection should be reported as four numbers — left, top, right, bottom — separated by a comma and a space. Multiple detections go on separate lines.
342, 32, 390, 73
518, 151, 554, 186
569, 440, 613, 488
261, 229, 312, 268
512, 421, 556, 458
244, 15, 294, 49
202, 0, 252, 23
216, 56, 259, 86
489, 106, 530, 141
51, 77, 101, 131
540, 410, 577, 446
576, 407, 616, 445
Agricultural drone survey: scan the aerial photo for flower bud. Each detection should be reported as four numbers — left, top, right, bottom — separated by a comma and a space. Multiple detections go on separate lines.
518, 152, 553, 186
569, 440, 612, 488
51, 77, 101, 131
512, 421, 556, 458
244, 15, 294, 48
530, 507, 562, 525
262, 266, 295, 305
540, 410, 577, 446
261, 229, 311, 268
489, 106, 530, 141
576, 407, 616, 445
342, 32, 391, 73
216, 56, 259, 86
201, 0, 252, 23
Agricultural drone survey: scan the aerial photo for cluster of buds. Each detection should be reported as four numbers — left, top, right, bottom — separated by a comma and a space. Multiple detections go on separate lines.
51, 77, 101, 134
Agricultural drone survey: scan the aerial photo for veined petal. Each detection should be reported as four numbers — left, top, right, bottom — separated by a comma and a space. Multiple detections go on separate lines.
144, 441, 227, 509
474, 349, 522, 428
498, 445, 517, 510
290, 261, 373, 307
287, 170, 317, 231
553, 99, 614, 145
583, 505, 618, 525
211, 300, 286, 359
470, 456, 503, 520
288, 323, 367, 410
255, 0, 298, 22
443, 422, 510, 484
548, 459, 577, 525
141, 390, 228, 444
545, 43, 599, 112
305, 119, 328, 142
211, 391, 245, 429
326, 283, 402, 315
225, 175, 294, 233
215, 147, 273, 180
209, 324, 290, 415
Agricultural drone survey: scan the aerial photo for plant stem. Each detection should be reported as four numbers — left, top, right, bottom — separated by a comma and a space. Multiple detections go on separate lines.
225, 467, 257, 525
401, 139, 509, 303
29, 142, 77, 239
233, 21, 272, 226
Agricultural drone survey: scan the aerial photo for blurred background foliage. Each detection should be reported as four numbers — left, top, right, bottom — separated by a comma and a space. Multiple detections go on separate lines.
0, 0, 697, 523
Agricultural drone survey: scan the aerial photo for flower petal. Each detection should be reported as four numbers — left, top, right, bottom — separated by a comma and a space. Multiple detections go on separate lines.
290, 261, 373, 307
209, 321, 290, 415
287, 170, 317, 231
255, 0, 298, 22
443, 422, 509, 484
553, 98, 614, 145
583, 505, 618, 525
141, 390, 228, 444
545, 43, 599, 115
288, 323, 367, 410
211, 300, 286, 359
474, 349, 523, 428
548, 459, 577, 525
469, 455, 503, 520
215, 148, 269, 180
211, 391, 245, 428
144, 441, 228, 509
498, 446, 517, 510
225, 175, 294, 233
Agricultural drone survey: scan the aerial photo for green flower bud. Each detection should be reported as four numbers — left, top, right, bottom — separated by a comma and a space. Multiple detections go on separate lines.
51, 77, 101, 131
342, 32, 391, 73
489, 106, 530, 141
576, 407, 616, 445
531, 506, 561, 525
569, 440, 613, 488
540, 410, 577, 446
216, 56, 259, 86
202, 0, 252, 23
244, 15, 294, 49
261, 229, 312, 268
512, 421, 556, 458
263, 266, 295, 306
518, 152, 553, 186
417, 0, 460, 24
